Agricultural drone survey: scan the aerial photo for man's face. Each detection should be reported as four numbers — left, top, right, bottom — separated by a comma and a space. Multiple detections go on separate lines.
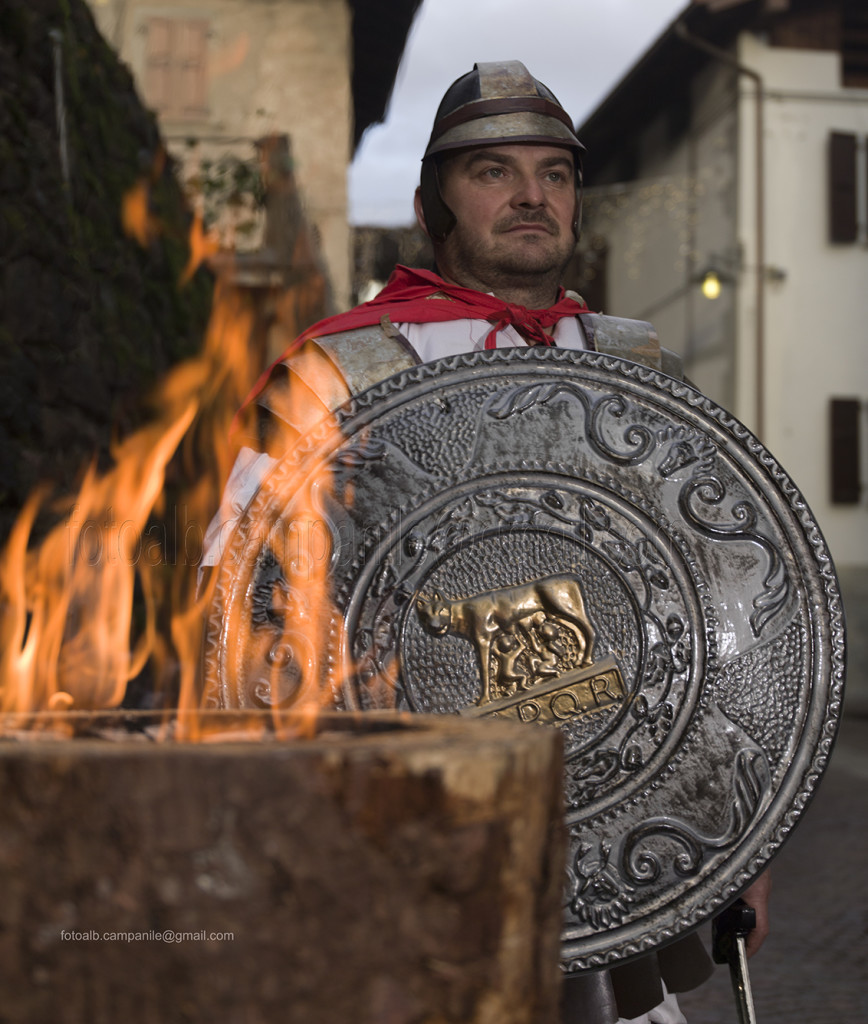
417, 143, 578, 299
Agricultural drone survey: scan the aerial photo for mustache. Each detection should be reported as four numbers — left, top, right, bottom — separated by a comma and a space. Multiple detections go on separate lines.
494, 212, 559, 235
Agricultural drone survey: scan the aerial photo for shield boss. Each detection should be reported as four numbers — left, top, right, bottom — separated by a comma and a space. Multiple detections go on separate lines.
205, 348, 845, 971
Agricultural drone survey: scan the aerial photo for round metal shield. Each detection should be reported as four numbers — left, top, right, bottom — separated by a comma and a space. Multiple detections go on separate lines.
205, 347, 845, 971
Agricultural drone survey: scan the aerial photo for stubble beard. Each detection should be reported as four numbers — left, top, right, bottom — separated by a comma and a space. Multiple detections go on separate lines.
441, 214, 576, 306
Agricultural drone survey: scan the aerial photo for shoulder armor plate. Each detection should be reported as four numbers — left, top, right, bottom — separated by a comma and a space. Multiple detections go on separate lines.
578, 313, 683, 380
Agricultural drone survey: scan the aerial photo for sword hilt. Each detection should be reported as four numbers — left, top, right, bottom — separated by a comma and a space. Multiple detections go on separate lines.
712, 898, 756, 963
712, 898, 758, 1024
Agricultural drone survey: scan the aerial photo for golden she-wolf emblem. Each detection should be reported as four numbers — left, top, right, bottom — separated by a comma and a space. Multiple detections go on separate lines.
415, 573, 597, 707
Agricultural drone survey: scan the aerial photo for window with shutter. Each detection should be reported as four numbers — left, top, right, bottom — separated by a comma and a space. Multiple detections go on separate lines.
830, 398, 862, 504
176, 20, 209, 117
143, 17, 209, 121
842, 0, 868, 89
144, 17, 174, 113
828, 132, 857, 244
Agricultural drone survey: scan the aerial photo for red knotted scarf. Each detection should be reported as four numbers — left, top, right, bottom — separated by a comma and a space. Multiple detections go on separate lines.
242, 265, 590, 413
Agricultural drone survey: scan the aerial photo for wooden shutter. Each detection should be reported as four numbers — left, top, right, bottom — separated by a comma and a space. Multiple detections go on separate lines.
830, 398, 861, 504
828, 132, 857, 243
842, 0, 868, 88
177, 20, 209, 117
144, 18, 174, 113
144, 18, 208, 119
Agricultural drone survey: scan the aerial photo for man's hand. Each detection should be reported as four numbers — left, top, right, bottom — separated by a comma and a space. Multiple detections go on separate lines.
740, 870, 771, 957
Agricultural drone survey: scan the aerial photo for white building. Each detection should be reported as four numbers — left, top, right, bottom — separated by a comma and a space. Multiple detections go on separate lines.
573, 0, 868, 576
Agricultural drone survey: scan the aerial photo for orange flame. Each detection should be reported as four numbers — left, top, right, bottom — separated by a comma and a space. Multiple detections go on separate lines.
0, 402, 196, 713
180, 208, 221, 285
121, 177, 159, 247
121, 148, 166, 247
0, 276, 263, 719
178, 338, 353, 740
1, 165, 343, 737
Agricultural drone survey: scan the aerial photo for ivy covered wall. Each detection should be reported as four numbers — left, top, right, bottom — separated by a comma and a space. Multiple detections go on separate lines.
0, 0, 213, 543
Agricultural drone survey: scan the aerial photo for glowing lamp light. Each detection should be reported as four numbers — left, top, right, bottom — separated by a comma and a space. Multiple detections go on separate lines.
701, 270, 722, 300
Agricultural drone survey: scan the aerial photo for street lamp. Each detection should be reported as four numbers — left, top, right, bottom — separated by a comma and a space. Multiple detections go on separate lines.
701, 270, 722, 300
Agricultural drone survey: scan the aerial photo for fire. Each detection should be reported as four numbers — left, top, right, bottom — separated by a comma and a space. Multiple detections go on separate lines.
0, 338, 209, 714
0, 414, 193, 714
181, 208, 221, 286
121, 177, 158, 247
191, 334, 354, 737
0, 273, 249, 716
1, 174, 346, 736
123, 149, 222, 289
121, 147, 166, 247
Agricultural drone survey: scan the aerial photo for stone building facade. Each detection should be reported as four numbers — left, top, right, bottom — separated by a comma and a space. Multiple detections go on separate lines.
87, 0, 421, 312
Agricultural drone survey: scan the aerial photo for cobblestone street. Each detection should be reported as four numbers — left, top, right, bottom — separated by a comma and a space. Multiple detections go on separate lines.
679, 570, 867, 1024
679, 715, 868, 1024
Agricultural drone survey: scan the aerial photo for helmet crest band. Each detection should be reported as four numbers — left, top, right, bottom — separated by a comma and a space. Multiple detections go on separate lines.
428, 96, 579, 149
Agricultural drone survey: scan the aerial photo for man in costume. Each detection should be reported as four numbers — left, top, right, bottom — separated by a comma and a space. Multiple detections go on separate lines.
204, 60, 770, 1024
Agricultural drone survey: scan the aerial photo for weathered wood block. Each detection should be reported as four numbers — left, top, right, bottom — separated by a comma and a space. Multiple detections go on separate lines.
0, 712, 564, 1023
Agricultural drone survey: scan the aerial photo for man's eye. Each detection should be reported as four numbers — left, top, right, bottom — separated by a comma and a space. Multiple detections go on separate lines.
546, 171, 567, 184
483, 167, 505, 179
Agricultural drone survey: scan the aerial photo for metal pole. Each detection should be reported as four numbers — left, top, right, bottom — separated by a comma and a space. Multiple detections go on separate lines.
675, 22, 765, 439
49, 28, 71, 190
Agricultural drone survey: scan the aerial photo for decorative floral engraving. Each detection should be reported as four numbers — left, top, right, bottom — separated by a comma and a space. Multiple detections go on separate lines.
330, 437, 389, 469
487, 382, 655, 465
251, 644, 304, 708
613, 613, 688, 772
679, 477, 789, 636
601, 536, 671, 593
621, 749, 768, 884
249, 547, 288, 629
566, 748, 622, 807
657, 425, 717, 479
570, 840, 638, 930
352, 613, 399, 689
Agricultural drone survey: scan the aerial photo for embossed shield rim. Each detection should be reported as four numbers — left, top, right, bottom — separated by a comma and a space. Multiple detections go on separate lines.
332, 348, 845, 967
207, 347, 847, 968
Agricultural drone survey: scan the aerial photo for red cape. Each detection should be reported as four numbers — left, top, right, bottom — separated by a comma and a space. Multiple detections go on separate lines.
241, 264, 590, 421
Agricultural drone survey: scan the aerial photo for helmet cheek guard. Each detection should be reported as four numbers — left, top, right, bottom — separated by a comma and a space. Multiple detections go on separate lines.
419, 157, 455, 243
419, 61, 586, 242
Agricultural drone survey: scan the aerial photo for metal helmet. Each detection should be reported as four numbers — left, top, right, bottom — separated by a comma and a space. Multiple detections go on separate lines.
420, 61, 585, 241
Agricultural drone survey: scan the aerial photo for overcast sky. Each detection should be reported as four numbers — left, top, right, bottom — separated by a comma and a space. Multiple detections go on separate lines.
349, 0, 689, 225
